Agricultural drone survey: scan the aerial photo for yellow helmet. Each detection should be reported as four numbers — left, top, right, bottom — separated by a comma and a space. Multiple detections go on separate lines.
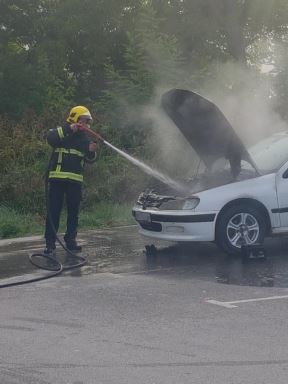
67, 105, 92, 124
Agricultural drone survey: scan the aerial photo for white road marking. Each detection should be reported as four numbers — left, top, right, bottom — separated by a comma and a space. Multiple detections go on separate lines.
206, 295, 288, 308
206, 300, 238, 308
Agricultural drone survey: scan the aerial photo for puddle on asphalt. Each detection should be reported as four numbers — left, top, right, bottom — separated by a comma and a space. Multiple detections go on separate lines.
1, 226, 288, 287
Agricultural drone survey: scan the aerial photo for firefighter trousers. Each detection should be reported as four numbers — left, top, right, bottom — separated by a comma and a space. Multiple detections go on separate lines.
44, 180, 82, 246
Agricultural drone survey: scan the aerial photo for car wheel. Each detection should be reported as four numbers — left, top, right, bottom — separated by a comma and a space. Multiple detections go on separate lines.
216, 204, 267, 255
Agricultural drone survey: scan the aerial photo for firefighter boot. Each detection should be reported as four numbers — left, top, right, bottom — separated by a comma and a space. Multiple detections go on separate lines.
43, 242, 56, 257
64, 235, 82, 252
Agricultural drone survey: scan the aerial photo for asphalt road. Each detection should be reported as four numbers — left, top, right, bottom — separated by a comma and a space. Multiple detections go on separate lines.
1, 226, 288, 384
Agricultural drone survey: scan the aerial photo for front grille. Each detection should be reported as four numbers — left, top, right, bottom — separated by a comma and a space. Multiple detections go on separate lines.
139, 222, 162, 232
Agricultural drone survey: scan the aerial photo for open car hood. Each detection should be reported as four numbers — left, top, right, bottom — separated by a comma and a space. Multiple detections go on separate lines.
161, 89, 257, 178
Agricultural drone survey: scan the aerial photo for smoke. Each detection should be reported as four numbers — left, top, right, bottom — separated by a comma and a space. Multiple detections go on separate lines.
137, 52, 288, 181
106, 7, 288, 188
201, 60, 288, 146
141, 96, 200, 180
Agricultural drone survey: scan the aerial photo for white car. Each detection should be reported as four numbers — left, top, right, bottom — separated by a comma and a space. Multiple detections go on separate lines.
132, 89, 288, 254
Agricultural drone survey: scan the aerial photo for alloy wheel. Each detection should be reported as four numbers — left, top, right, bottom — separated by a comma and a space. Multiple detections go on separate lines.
226, 212, 260, 248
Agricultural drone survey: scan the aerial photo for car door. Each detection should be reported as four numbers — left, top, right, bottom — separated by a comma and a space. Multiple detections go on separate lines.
275, 161, 288, 227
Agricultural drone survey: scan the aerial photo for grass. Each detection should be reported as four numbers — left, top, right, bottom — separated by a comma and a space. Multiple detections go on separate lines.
78, 202, 135, 229
0, 206, 43, 238
0, 203, 135, 239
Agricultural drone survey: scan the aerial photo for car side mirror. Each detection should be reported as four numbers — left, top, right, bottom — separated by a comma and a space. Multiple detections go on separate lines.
283, 169, 288, 179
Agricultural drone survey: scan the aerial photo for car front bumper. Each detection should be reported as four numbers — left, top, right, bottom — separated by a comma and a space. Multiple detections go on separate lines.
132, 207, 218, 242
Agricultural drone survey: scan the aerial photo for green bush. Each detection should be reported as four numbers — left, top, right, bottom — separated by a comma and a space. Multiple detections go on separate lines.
79, 202, 134, 229
0, 203, 135, 239
0, 206, 44, 239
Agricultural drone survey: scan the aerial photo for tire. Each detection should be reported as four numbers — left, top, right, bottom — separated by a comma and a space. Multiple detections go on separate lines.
216, 204, 267, 255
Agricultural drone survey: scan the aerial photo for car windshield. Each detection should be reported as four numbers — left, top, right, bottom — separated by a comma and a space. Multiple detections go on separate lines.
196, 132, 288, 176
244, 133, 288, 173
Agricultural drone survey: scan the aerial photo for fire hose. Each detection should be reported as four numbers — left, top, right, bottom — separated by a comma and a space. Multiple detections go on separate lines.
0, 125, 104, 288
0, 123, 184, 288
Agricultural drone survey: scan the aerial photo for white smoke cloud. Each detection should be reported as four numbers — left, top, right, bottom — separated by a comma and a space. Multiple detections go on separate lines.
201, 60, 288, 145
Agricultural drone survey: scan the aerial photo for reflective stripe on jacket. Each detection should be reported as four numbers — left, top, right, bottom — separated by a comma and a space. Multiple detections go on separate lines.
47, 122, 96, 183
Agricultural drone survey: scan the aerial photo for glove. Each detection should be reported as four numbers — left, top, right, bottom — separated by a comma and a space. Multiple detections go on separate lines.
70, 123, 79, 133
89, 142, 97, 152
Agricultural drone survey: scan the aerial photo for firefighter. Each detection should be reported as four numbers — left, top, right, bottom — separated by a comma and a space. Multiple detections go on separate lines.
44, 106, 98, 256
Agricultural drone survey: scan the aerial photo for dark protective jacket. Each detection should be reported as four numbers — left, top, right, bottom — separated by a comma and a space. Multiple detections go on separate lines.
47, 122, 96, 183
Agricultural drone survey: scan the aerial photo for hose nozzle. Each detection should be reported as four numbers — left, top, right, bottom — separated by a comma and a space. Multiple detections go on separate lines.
77, 123, 104, 142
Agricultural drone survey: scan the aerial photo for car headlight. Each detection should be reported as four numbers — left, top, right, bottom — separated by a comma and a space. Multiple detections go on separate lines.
182, 197, 200, 210
159, 199, 184, 210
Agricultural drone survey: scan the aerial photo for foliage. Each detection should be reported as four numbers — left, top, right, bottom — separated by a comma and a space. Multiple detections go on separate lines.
0, 203, 134, 239
78, 202, 135, 229
0, 110, 56, 213
1, 0, 288, 234
0, 205, 44, 238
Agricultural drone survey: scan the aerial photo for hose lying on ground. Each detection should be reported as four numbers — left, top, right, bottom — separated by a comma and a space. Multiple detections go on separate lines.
0, 172, 87, 289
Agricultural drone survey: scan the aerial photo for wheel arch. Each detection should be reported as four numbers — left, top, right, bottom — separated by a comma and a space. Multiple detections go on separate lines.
215, 198, 272, 237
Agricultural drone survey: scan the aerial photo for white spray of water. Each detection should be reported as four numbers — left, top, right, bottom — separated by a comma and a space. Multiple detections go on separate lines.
103, 140, 190, 194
